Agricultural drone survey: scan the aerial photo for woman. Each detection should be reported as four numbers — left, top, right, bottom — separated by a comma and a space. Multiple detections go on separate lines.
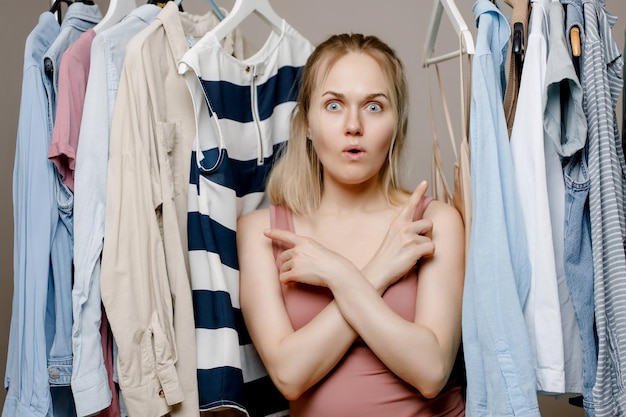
237, 33, 466, 416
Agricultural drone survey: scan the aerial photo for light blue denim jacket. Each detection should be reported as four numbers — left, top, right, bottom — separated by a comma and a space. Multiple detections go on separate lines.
44, 5, 101, 417
462, 1, 539, 416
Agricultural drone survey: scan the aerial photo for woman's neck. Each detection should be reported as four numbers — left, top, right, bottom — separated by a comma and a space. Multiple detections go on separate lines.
316, 179, 392, 216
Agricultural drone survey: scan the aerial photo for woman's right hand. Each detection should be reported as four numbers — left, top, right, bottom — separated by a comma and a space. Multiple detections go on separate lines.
365, 181, 435, 292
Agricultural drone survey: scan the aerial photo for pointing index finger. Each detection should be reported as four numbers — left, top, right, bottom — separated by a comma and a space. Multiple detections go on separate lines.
402, 180, 428, 220
264, 228, 299, 248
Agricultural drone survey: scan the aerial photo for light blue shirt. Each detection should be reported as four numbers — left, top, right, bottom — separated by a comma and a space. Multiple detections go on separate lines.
4, 4, 101, 416
72, 6, 161, 416
4, 12, 60, 417
462, 1, 538, 416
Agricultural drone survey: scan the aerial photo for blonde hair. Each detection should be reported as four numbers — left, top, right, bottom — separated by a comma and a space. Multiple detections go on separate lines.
266, 33, 409, 215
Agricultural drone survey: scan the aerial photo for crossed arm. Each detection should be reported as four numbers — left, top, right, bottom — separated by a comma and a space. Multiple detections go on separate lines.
237, 183, 465, 400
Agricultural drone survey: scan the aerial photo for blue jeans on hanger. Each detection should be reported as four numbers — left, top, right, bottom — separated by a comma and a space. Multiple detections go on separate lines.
47, 176, 76, 417
563, 148, 597, 417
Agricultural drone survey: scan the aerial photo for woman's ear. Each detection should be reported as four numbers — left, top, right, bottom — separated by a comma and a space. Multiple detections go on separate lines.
306, 127, 312, 140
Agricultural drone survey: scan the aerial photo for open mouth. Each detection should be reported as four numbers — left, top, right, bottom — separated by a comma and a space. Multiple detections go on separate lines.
343, 146, 365, 160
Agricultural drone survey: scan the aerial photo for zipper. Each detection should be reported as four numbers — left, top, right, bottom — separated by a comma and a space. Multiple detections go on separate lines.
248, 64, 264, 165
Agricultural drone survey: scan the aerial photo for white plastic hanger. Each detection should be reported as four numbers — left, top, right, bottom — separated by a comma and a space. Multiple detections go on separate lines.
205, 0, 283, 42
94, 0, 137, 34
422, 0, 475, 67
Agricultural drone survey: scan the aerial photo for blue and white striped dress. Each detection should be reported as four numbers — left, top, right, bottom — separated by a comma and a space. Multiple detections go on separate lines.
179, 22, 313, 416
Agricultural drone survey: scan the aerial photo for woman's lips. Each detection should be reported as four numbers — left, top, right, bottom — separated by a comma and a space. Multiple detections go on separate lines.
343, 145, 365, 160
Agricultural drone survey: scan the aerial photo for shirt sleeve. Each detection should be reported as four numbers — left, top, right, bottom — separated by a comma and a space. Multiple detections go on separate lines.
100, 35, 184, 417
48, 42, 88, 192
5, 63, 57, 417
71, 33, 113, 416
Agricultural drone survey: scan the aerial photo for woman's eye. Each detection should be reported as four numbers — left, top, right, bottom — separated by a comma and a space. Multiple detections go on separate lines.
367, 103, 382, 112
326, 102, 341, 111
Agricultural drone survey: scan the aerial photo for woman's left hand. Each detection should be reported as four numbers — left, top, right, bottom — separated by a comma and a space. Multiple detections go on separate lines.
264, 229, 357, 287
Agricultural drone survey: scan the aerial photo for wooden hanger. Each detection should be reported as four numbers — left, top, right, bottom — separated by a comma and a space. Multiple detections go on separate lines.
423, 0, 475, 67
570, 26, 581, 57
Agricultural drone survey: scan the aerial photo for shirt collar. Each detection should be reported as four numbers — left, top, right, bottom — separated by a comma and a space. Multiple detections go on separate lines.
121, 3, 162, 26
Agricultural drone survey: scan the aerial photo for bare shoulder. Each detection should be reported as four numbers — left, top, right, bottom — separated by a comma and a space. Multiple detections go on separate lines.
238, 207, 271, 232
237, 208, 274, 267
422, 200, 464, 246
423, 199, 463, 225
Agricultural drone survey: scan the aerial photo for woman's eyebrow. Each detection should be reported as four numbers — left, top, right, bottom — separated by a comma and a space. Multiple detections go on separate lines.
321, 91, 389, 100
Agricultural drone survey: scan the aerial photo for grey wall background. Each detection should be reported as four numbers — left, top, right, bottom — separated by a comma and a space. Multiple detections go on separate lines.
1, 0, 624, 415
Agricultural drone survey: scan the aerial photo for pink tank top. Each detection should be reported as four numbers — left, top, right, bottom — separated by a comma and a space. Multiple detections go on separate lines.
270, 198, 466, 417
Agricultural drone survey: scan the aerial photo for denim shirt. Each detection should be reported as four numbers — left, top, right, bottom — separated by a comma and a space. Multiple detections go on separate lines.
4, 13, 60, 417
462, 1, 539, 416
4, 4, 101, 417
42, 1, 100, 410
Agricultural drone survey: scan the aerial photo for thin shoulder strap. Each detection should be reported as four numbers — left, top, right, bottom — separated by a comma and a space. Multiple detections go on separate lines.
413, 196, 434, 221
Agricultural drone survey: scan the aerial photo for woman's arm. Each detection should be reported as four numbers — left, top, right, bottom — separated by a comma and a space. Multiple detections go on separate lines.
238, 209, 364, 400
327, 200, 465, 398
238, 184, 444, 400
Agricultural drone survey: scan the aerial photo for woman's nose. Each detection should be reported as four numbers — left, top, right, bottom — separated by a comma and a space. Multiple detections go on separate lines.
345, 108, 362, 136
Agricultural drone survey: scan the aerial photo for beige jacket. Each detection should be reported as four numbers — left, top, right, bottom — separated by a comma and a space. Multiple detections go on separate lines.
101, 4, 243, 416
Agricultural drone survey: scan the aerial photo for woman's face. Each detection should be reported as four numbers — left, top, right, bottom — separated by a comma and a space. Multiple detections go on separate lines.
307, 52, 395, 189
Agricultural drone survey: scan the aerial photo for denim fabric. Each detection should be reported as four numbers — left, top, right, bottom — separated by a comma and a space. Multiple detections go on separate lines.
72, 6, 159, 415
4, 4, 100, 417
545, 2, 587, 159
47, 178, 74, 389
544, 0, 587, 394
463, 1, 538, 416
3, 12, 59, 417
43, 2, 101, 123
563, 149, 596, 417
42, 2, 100, 413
